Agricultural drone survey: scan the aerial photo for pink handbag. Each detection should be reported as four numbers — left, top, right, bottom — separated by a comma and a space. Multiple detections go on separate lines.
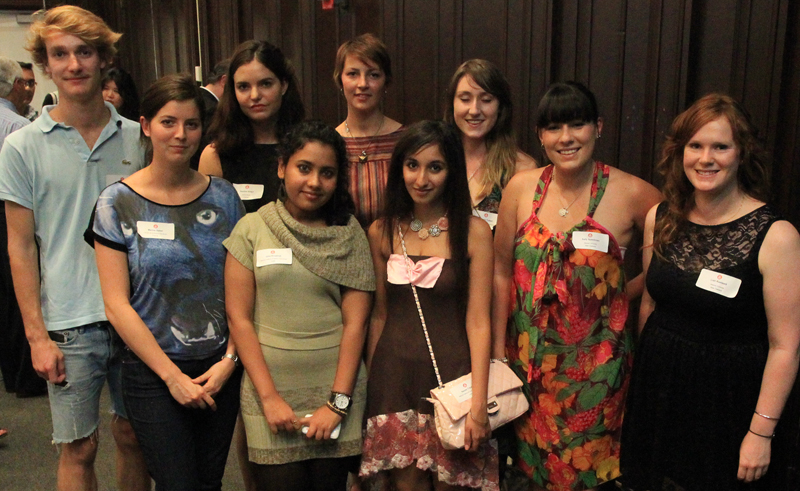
397, 224, 529, 450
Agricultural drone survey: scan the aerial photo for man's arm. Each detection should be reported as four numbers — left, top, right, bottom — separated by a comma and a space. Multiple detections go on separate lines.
5, 200, 64, 383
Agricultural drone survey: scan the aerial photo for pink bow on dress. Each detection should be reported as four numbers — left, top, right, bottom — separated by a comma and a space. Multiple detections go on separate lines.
386, 254, 445, 288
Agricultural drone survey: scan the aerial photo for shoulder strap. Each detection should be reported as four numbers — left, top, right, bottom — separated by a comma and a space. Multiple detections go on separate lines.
397, 223, 444, 388
532, 165, 553, 212
586, 162, 608, 218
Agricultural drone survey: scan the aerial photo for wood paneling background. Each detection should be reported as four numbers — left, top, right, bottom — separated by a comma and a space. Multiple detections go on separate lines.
27, 0, 798, 226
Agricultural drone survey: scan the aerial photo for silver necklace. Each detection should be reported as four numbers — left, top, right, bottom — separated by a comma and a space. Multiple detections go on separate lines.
345, 117, 385, 163
467, 163, 483, 182
409, 214, 449, 240
552, 169, 590, 217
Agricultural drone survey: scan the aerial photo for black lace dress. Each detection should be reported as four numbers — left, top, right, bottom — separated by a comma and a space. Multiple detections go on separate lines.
620, 204, 781, 491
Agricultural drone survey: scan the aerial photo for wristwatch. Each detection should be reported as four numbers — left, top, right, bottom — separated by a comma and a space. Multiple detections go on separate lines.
327, 391, 352, 416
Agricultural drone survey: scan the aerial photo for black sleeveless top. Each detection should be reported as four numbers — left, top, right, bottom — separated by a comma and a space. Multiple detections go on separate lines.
620, 203, 785, 491
646, 203, 778, 344
220, 144, 280, 214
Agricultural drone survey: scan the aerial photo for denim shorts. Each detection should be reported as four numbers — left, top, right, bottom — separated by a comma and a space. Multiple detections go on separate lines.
46, 321, 127, 444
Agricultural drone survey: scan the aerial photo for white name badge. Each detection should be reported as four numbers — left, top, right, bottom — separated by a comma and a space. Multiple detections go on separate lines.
449, 378, 473, 403
472, 209, 498, 229
233, 183, 265, 201
572, 231, 609, 252
137, 221, 175, 240
256, 248, 292, 267
106, 174, 126, 186
696, 268, 742, 298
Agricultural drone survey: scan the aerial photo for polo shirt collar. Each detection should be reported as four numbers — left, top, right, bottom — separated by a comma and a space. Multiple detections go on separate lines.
35, 101, 123, 134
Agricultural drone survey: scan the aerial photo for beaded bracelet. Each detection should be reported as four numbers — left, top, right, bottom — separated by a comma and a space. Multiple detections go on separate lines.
490, 357, 508, 364
326, 400, 347, 417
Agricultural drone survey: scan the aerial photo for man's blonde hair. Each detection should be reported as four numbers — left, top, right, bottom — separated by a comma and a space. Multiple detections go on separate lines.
26, 6, 121, 72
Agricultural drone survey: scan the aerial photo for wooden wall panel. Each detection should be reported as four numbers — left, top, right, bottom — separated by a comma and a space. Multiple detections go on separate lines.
70, 0, 798, 226
400, 0, 441, 125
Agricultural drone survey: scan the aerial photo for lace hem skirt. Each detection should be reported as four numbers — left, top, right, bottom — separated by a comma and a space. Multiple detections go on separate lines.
359, 409, 499, 490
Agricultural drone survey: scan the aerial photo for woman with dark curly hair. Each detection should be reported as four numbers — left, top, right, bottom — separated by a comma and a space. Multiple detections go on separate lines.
224, 121, 375, 491
620, 93, 800, 490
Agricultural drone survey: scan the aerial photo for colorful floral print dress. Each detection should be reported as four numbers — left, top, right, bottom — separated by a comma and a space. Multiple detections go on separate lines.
508, 162, 631, 490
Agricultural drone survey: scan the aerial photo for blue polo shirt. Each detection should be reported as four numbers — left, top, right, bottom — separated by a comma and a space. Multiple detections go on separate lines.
0, 102, 145, 331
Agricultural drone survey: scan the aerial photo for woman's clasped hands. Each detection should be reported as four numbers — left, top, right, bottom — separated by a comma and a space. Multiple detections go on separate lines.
260, 393, 342, 440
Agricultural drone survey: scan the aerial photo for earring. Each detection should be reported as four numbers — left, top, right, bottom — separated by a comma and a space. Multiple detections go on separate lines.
596, 133, 601, 139
540, 141, 544, 149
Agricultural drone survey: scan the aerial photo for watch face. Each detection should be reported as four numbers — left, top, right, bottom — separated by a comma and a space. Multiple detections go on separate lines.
334, 394, 349, 409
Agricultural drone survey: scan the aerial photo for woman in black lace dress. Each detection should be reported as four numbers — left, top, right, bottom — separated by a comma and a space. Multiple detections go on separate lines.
620, 94, 800, 490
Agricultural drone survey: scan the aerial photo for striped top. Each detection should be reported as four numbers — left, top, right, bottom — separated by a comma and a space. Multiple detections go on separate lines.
345, 128, 404, 228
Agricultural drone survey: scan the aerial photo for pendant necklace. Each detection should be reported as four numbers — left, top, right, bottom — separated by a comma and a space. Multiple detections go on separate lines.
552, 169, 589, 218
345, 117, 385, 164
409, 214, 449, 240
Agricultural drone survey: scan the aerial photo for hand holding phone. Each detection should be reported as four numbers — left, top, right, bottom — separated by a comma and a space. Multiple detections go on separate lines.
300, 414, 341, 439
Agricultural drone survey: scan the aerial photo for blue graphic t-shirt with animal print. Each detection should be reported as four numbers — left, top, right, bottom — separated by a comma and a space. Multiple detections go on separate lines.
93, 177, 244, 359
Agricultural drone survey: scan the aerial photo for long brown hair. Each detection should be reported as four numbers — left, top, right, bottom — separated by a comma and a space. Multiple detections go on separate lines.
382, 121, 471, 313
653, 93, 771, 258
445, 59, 519, 195
208, 40, 305, 158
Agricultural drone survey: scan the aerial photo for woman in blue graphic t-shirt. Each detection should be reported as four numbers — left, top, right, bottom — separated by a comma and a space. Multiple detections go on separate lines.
92, 73, 245, 490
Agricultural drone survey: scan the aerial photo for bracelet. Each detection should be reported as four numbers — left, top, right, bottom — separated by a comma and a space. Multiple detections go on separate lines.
221, 353, 239, 366
490, 357, 509, 364
748, 429, 774, 439
469, 409, 489, 427
754, 410, 779, 421
326, 400, 347, 417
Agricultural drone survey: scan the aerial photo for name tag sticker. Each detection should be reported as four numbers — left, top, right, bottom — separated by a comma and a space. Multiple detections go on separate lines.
106, 174, 125, 186
449, 378, 473, 403
696, 268, 741, 298
256, 248, 292, 267
472, 209, 498, 229
233, 183, 265, 200
137, 221, 174, 240
572, 231, 609, 252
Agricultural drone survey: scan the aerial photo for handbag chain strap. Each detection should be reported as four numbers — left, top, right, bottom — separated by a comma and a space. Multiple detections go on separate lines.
397, 221, 444, 388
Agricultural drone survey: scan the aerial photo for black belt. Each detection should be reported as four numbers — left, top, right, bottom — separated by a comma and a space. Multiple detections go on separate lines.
47, 321, 109, 343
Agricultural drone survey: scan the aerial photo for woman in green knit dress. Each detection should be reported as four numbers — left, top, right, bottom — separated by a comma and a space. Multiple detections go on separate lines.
224, 121, 375, 491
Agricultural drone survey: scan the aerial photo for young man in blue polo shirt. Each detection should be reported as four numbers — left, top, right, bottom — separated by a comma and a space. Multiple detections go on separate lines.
0, 6, 149, 490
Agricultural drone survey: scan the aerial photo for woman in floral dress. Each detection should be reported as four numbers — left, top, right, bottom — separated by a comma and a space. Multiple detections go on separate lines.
492, 82, 661, 490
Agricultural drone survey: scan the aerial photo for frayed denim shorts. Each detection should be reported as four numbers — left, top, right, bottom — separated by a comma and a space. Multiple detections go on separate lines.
46, 321, 127, 444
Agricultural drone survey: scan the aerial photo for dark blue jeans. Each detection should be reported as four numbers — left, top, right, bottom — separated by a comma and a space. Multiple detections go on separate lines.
121, 349, 242, 491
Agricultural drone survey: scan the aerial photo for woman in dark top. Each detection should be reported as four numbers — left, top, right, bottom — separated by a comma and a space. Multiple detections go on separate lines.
620, 94, 800, 490
102, 67, 140, 121
199, 40, 305, 213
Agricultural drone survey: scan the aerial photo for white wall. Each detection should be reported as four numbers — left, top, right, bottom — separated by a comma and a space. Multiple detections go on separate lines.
0, 11, 57, 112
